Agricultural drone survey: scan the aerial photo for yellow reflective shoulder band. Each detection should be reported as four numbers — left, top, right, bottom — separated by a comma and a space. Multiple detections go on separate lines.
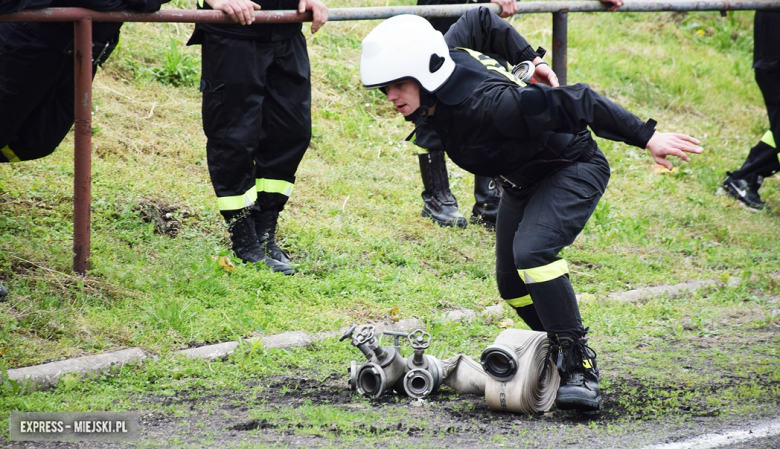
198, 0, 204, 7
760, 130, 776, 149
216, 187, 258, 211
1, 146, 21, 163
256, 178, 294, 197
456, 47, 526, 87
504, 294, 533, 308
518, 259, 569, 284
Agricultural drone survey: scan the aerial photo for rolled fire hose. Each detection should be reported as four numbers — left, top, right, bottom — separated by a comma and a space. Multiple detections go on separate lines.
440, 354, 487, 396
483, 329, 560, 414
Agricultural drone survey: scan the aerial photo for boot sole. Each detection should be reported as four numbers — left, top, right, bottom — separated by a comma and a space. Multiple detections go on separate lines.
556, 395, 602, 412
421, 211, 467, 229
719, 186, 766, 212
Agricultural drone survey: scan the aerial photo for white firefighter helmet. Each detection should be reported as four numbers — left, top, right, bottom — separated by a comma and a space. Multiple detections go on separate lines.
360, 14, 455, 92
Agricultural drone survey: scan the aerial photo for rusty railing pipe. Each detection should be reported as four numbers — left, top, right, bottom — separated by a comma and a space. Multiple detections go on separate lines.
1, 2, 780, 24
552, 10, 568, 85
73, 17, 93, 274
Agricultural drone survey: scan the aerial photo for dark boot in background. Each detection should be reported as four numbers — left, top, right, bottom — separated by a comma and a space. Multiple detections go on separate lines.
471, 175, 502, 230
222, 209, 293, 275
549, 333, 602, 412
252, 206, 293, 266
418, 151, 466, 228
0, 284, 8, 302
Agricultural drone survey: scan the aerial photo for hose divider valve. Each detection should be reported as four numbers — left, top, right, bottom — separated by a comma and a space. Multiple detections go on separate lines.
356, 362, 387, 397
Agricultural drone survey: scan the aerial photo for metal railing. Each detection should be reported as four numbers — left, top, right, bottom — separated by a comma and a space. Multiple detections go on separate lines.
1, 1, 779, 273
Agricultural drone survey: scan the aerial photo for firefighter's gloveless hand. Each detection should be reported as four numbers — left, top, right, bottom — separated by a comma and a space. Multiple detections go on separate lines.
646, 132, 703, 170
531, 57, 559, 88
299, 0, 328, 34
490, 0, 517, 18
601, 0, 624, 12
206, 0, 261, 25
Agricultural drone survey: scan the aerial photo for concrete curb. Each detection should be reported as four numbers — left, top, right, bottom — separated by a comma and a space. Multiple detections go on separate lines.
2, 318, 432, 390
1, 278, 743, 390
5, 348, 147, 391
607, 277, 741, 302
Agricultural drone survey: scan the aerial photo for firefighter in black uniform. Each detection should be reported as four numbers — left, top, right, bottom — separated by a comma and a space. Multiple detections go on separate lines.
411, 0, 624, 229
722, 10, 780, 211
0, 0, 168, 164
187, 0, 327, 275
360, 9, 702, 412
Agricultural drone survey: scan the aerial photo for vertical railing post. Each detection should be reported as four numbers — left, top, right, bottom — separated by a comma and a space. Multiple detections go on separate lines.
73, 16, 93, 274
552, 10, 568, 86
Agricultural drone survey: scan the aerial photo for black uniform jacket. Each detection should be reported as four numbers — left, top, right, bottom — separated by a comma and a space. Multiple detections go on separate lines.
427, 8, 655, 178
0, 0, 167, 50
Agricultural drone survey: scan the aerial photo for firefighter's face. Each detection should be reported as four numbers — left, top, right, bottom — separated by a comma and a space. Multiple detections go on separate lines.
385, 79, 420, 117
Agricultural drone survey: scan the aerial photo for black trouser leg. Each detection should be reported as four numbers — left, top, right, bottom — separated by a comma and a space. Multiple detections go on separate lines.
730, 66, 780, 184
0, 23, 77, 162
495, 149, 610, 335
200, 33, 311, 214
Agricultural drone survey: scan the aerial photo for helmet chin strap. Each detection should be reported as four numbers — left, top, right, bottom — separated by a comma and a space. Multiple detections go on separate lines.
404, 89, 438, 126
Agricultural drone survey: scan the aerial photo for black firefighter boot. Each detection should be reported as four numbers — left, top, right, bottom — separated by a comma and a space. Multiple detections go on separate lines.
418, 151, 467, 228
471, 175, 502, 230
549, 333, 602, 412
252, 206, 294, 268
223, 209, 294, 275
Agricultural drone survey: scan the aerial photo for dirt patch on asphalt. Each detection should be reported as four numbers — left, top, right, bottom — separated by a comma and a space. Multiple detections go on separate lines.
133, 370, 779, 448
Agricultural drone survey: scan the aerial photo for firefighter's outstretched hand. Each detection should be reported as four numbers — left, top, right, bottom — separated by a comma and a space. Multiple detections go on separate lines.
206, 0, 260, 25
490, 0, 517, 18
298, 0, 328, 34
646, 132, 703, 170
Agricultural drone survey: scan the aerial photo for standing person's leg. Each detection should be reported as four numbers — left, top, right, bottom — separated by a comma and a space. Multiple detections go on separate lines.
251, 34, 311, 267
414, 126, 466, 228
723, 66, 780, 210
472, 175, 502, 229
200, 33, 292, 274
0, 23, 70, 163
510, 149, 610, 412
495, 188, 545, 331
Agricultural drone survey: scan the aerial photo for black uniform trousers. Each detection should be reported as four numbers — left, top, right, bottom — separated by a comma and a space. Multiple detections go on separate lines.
200, 32, 311, 214
0, 23, 101, 163
495, 148, 610, 336
730, 65, 780, 184
730, 11, 780, 185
